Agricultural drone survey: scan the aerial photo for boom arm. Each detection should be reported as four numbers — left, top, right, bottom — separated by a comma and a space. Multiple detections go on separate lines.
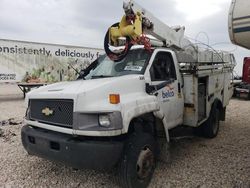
122, 1, 190, 49
104, 0, 191, 61
104, 0, 234, 66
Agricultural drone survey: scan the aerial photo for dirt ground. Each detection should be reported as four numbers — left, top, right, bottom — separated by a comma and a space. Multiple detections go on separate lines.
0, 84, 249, 188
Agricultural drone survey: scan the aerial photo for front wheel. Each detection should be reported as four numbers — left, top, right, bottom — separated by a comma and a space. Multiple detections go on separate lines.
118, 132, 157, 188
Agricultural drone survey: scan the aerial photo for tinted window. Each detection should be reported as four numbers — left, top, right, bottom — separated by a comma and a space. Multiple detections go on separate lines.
150, 52, 176, 81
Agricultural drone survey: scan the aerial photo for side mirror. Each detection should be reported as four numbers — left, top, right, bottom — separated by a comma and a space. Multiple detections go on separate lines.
146, 83, 156, 94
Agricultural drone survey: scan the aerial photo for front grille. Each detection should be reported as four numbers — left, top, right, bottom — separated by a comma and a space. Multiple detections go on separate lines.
29, 99, 74, 128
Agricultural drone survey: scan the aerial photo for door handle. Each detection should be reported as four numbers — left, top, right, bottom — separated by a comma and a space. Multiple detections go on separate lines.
178, 83, 181, 93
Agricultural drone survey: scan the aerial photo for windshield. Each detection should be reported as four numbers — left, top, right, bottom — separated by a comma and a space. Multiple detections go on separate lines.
85, 49, 152, 79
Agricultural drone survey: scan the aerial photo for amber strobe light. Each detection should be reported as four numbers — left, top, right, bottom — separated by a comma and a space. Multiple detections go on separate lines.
109, 94, 120, 104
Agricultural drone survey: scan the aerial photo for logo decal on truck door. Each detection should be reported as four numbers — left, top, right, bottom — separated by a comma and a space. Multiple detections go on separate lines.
162, 85, 175, 100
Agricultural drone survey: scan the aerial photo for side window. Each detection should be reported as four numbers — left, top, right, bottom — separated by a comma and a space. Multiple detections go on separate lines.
150, 52, 177, 81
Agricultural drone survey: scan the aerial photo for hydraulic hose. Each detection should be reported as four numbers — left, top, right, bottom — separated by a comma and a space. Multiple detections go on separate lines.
104, 23, 133, 62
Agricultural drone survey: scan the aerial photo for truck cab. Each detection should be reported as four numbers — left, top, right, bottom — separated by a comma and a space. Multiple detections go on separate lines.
242, 57, 250, 84
22, 47, 184, 138
234, 57, 250, 100
21, 46, 234, 187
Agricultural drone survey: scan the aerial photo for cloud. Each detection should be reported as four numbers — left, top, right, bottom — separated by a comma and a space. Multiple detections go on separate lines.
179, 0, 248, 74
174, 0, 229, 22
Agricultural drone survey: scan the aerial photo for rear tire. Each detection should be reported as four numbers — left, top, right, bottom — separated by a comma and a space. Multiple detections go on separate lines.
202, 107, 220, 138
118, 132, 157, 188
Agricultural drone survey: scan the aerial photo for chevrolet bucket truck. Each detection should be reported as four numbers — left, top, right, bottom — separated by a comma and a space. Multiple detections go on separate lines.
21, 1, 235, 187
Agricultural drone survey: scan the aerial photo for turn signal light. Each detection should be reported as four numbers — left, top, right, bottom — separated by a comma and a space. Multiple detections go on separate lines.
109, 94, 120, 104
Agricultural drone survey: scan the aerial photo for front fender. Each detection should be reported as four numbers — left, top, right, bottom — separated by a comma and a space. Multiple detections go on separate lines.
120, 94, 159, 133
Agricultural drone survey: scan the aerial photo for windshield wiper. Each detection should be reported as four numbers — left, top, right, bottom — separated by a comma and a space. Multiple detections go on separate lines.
91, 75, 114, 79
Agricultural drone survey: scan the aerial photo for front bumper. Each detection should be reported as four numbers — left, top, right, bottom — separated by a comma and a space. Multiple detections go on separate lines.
21, 125, 124, 170
234, 87, 250, 99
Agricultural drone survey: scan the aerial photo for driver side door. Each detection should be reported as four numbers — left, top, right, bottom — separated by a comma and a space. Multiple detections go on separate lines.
148, 50, 183, 129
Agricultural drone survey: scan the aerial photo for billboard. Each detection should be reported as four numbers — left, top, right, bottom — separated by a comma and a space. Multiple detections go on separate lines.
0, 39, 104, 83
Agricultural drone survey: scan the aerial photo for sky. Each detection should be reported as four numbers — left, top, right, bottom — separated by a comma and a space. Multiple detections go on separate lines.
0, 0, 249, 75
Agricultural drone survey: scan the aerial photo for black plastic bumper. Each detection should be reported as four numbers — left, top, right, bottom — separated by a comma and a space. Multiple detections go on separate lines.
21, 125, 124, 170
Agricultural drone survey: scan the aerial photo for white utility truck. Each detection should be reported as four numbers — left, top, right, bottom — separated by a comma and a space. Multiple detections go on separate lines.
22, 1, 235, 187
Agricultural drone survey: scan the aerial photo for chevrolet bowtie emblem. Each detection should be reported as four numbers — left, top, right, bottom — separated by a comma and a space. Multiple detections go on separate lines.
42, 107, 54, 116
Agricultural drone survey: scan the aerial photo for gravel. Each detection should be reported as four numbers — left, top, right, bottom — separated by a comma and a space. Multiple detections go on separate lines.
0, 84, 249, 188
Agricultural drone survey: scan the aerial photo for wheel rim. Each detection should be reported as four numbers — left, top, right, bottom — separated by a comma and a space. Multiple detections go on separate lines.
136, 146, 154, 180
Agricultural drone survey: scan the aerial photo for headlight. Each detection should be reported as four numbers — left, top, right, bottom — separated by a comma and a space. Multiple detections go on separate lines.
98, 115, 111, 127
74, 112, 122, 131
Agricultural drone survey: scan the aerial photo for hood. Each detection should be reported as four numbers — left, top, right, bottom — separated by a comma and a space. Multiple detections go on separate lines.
27, 78, 113, 97
26, 75, 147, 111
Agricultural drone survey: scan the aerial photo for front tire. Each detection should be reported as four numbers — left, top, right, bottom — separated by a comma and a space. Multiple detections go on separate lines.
118, 132, 157, 188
